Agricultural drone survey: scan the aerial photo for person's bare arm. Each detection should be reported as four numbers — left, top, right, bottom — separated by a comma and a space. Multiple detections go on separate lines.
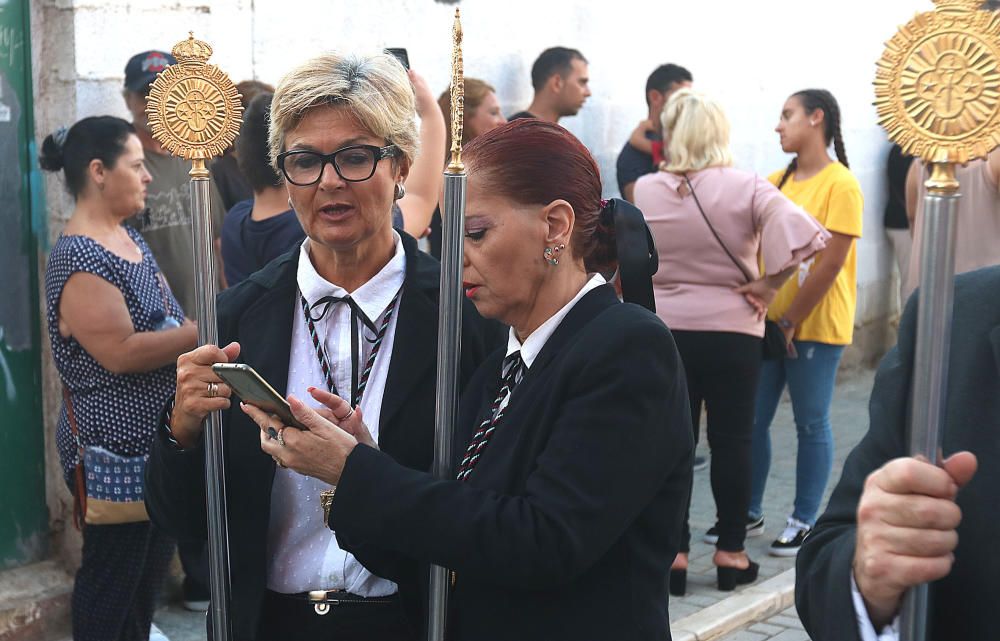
987, 147, 1000, 190
905, 160, 921, 231
628, 120, 655, 154
60, 272, 198, 375
780, 232, 855, 336
397, 69, 446, 238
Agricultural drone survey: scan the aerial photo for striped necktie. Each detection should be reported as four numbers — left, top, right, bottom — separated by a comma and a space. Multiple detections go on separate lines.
456, 352, 524, 481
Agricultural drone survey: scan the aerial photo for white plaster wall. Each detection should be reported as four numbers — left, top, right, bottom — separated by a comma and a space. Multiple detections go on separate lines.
57, 0, 934, 330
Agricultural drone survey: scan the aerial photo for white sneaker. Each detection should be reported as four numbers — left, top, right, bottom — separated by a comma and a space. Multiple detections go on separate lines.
768, 516, 812, 557
149, 623, 171, 641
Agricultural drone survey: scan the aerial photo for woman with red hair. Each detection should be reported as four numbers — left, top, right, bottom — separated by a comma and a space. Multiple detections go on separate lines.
242, 119, 694, 640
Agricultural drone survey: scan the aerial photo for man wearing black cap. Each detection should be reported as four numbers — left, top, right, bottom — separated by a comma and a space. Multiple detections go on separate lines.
123, 50, 227, 317
122, 49, 222, 614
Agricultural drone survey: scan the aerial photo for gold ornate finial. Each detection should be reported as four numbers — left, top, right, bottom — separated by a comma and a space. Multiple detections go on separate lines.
446, 8, 465, 174
147, 32, 243, 175
874, 0, 1000, 189
171, 32, 214, 65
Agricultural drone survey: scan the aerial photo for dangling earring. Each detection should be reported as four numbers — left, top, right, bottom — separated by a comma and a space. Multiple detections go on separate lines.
544, 244, 565, 266
394, 183, 406, 200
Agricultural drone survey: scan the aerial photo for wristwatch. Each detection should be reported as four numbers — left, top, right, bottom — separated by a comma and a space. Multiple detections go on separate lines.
320, 488, 337, 523
777, 317, 795, 331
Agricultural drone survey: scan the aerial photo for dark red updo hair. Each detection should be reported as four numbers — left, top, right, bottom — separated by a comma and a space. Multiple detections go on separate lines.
464, 119, 616, 273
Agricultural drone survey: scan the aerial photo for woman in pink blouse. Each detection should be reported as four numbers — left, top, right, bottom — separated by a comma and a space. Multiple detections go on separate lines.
634, 90, 829, 593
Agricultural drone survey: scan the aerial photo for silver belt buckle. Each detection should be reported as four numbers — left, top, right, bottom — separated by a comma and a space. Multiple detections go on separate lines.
308, 590, 339, 615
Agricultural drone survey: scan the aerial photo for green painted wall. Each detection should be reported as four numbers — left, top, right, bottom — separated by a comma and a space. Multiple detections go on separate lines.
0, 0, 48, 569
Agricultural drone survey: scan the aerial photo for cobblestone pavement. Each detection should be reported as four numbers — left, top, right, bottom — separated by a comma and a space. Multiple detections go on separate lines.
714, 606, 811, 641
155, 367, 879, 641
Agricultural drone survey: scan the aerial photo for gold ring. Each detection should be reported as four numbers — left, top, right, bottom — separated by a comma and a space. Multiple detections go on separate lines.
338, 407, 355, 422
276, 427, 286, 447
207, 382, 218, 398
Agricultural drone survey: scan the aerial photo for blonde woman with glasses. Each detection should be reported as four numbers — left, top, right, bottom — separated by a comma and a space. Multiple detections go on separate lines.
145, 51, 497, 641
633, 89, 829, 593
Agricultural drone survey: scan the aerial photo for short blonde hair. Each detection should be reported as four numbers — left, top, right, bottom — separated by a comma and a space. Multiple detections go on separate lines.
661, 89, 733, 173
268, 51, 418, 170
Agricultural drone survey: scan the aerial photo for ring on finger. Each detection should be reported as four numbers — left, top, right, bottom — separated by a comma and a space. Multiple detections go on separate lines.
273, 456, 287, 468
337, 407, 355, 422
276, 427, 286, 447
207, 382, 219, 398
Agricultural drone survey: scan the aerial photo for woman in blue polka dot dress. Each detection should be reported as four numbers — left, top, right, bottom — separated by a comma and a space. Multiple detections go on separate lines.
41, 116, 198, 641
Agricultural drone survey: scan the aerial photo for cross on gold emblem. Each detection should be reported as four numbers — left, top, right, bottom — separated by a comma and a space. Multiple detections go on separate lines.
916, 52, 985, 119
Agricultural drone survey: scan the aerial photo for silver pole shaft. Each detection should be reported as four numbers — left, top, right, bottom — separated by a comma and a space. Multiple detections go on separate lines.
899, 192, 959, 641
190, 177, 233, 641
427, 172, 466, 641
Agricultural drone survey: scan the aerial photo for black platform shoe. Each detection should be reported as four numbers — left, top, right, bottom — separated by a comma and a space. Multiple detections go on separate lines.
716, 560, 759, 591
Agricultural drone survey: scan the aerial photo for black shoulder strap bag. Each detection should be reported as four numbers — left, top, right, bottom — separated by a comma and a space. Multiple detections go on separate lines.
683, 175, 787, 360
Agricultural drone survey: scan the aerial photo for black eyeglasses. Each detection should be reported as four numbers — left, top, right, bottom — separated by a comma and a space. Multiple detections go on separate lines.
277, 144, 400, 186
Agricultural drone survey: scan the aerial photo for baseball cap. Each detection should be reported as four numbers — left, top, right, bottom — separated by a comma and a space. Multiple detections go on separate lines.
124, 50, 176, 93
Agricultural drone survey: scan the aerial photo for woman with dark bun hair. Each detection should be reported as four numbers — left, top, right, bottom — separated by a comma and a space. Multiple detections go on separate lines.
240, 118, 695, 640
41, 116, 197, 641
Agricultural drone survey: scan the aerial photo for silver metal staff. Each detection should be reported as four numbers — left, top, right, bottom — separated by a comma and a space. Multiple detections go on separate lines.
146, 33, 244, 641
428, 9, 466, 641
874, 1, 1000, 638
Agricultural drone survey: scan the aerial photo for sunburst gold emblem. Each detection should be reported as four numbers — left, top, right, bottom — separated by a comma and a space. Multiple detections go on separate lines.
875, 0, 1000, 164
146, 33, 243, 165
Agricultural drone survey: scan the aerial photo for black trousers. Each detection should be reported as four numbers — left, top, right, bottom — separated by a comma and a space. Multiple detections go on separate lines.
72, 521, 175, 641
672, 330, 761, 553
255, 590, 415, 641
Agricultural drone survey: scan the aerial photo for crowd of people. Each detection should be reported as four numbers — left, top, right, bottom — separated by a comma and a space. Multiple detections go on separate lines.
38, 39, 997, 641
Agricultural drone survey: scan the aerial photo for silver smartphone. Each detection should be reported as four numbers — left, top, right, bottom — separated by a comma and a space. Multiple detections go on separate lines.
211, 363, 306, 429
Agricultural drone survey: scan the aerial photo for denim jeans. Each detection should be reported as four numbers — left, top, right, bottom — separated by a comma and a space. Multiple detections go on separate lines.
749, 340, 845, 526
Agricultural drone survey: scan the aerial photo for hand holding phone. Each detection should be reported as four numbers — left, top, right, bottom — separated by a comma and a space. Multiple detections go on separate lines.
212, 363, 307, 429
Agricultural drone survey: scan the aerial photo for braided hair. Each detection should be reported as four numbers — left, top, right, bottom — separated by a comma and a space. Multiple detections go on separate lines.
777, 89, 848, 189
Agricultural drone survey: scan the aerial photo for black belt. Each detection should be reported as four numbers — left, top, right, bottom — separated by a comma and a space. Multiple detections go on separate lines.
273, 589, 399, 615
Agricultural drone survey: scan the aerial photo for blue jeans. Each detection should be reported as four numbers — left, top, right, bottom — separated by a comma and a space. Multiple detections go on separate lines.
749, 341, 845, 526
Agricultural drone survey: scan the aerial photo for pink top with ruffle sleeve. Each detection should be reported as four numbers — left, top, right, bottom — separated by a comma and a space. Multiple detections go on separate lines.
633, 167, 830, 337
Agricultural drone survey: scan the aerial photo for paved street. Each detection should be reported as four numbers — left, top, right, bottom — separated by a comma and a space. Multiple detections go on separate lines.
714, 606, 811, 641
155, 367, 878, 641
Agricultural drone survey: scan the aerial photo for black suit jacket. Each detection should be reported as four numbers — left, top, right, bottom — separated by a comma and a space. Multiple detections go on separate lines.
330, 284, 694, 641
145, 233, 499, 641
796, 266, 1000, 640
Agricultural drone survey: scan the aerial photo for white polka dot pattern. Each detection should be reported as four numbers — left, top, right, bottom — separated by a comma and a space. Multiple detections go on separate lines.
44, 226, 182, 484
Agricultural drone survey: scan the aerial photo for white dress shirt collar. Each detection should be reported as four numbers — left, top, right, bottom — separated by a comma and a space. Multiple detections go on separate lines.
506, 274, 607, 368
296, 231, 406, 321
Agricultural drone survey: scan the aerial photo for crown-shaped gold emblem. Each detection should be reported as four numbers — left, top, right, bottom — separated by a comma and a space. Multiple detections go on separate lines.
147, 33, 242, 173
172, 32, 213, 65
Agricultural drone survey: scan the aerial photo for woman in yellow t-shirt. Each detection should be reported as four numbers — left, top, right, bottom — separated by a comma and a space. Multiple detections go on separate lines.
748, 89, 864, 557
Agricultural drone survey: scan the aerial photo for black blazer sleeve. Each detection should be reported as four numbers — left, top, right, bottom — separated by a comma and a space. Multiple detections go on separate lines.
333, 310, 499, 585
795, 295, 918, 641
329, 310, 690, 590
144, 287, 242, 544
